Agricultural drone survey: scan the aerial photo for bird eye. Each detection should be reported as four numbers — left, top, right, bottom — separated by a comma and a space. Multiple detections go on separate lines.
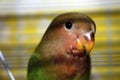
90, 32, 94, 38
64, 21, 73, 30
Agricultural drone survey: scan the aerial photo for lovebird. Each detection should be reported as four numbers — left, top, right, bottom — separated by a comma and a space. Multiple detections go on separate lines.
27, 12, 96, 80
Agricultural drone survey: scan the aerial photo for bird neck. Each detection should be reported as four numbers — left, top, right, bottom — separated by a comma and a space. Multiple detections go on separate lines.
34, 37, 91, 80
35, 52, 91, 80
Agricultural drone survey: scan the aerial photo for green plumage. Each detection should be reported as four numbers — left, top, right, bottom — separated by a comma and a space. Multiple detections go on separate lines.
28, 53, 91, 80
27, 12, 96, 80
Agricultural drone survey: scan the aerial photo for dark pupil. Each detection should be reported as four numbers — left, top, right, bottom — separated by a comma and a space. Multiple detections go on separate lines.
65, 21, 72, 29
91, 32, 94, 38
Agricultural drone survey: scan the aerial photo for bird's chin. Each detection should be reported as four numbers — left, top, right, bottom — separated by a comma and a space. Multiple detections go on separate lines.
66, 46, 86, 58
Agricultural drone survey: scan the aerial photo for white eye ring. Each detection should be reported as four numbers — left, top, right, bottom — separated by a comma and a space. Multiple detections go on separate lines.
85, 31, 95, 41
84, 24, 95, 40
64, 21, 74, 30
85, 32, 91, 41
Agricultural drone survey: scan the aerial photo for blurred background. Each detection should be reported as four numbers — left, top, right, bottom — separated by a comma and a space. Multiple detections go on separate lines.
0, 0, 120, 80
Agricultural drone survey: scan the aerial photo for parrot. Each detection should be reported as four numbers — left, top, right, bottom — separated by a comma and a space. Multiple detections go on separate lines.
27, 12, 96, 80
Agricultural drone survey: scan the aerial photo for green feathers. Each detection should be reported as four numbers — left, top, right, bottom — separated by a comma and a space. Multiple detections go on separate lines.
27, 12, 95, 80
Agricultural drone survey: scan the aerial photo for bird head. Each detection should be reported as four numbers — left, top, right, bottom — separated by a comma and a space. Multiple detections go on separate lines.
42, 12, 96, 58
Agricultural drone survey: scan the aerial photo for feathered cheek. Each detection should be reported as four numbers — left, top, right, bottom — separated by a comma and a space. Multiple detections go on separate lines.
64, 32, 95, 57
64, 36, 85, 58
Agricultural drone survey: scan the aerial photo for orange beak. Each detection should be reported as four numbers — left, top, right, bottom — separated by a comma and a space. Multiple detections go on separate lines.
77, 35, 94, 54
